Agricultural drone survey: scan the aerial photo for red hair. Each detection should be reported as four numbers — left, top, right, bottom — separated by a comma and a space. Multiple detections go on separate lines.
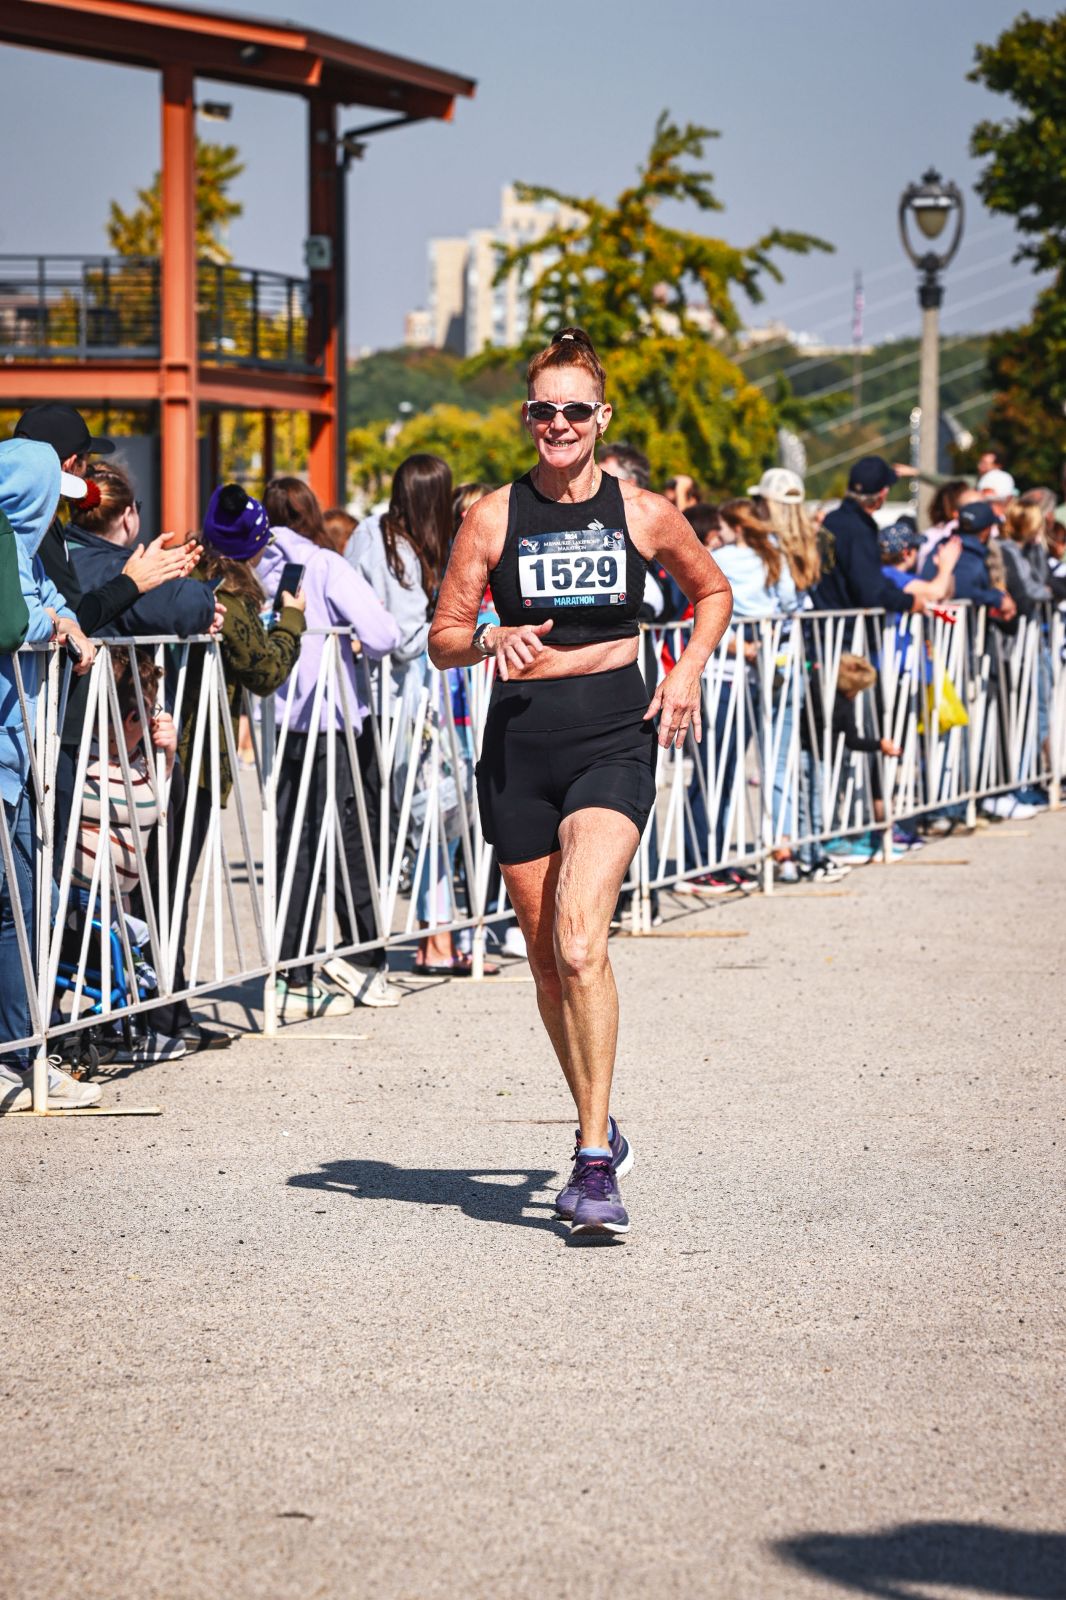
526, 327, 606, 399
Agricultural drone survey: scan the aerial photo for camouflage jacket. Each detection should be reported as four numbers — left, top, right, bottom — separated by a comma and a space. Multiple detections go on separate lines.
177, 573, 304, 804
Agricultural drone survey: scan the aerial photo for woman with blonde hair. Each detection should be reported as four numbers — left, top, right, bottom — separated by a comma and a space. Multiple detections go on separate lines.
1000, 500, 1051, 617
748, 466, 821, 596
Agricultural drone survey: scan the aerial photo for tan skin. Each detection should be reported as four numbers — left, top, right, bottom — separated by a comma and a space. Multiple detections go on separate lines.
430, 366, 732, 1148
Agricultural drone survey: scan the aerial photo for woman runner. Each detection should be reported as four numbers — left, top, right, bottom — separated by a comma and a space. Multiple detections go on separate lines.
429, 328, 732, 1238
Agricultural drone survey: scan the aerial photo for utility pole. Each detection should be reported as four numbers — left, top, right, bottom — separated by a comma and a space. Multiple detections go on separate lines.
899, 169, 964, 529
852, 269, 864, 417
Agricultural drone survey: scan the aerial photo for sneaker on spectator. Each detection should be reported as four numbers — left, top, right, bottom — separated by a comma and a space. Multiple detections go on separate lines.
0, 1063, 31, 1112
825, 832, 879, 864
108, 1031, 187, 1064
45, 1062, 103, 1106
809, 858, 851, 883
892, 826, 924, 851
981, 794, 1041, 822
276, 978, 354, 1022
673, 871, 737, 896
1015, 785, 1049, 807
1, 1062, 102, 1110
502, 923, 528, 957
775, 858, 800, 884
322, 958, 401, 1008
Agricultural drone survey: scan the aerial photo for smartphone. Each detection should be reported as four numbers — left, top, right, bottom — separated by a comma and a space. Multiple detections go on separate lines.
273, 562, 305, 613
64, 636, 83, 665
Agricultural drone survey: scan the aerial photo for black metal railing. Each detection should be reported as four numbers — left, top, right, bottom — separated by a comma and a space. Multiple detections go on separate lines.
0, 255, 316, 372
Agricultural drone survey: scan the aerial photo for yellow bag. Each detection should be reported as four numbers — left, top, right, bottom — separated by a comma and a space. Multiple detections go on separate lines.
921, 674, 969, 735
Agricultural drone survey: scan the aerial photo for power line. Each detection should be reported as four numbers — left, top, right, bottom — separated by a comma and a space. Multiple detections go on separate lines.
748, 253, 1033, 394
732, 222, 1008, 343
738, 244, 1023, 382
804, 391, 996, 480
806, 358, 989, 436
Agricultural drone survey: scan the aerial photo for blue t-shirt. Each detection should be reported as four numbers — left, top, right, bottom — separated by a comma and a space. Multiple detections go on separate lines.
880, 565, 917, 673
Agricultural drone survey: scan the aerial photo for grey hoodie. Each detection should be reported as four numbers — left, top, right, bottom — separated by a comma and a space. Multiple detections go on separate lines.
345, 513, 430, 665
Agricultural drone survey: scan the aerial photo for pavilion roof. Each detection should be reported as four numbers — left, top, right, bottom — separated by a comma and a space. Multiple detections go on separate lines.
0, 0, 476, 119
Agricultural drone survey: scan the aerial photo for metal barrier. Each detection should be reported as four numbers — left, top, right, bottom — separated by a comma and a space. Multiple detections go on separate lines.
0, 254, 314, 373
2, 600, 1062, 1109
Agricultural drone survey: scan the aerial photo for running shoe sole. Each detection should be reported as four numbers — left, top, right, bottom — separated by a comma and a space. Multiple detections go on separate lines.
569, 1217, 630, 1238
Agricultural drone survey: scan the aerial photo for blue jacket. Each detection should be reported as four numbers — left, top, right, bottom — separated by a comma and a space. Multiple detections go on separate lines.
65, 521, 214, 639
0, 440, 76, 804
919, 532, 1001, 609
811, 497, 914, 614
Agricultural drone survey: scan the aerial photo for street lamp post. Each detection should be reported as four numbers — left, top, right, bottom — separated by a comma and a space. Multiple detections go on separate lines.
898, 168, 964, 529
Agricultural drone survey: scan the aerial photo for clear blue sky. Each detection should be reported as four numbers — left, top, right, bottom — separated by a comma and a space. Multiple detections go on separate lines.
0, 0, 1044, 352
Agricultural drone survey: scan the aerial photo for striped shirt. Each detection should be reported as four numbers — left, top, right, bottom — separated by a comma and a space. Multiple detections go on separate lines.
72, 743, 161, 902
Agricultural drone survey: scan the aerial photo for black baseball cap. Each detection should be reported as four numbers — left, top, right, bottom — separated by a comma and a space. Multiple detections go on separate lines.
847, 455, 897, 495
14, 403, 114, 461
957, 500, 1001, 535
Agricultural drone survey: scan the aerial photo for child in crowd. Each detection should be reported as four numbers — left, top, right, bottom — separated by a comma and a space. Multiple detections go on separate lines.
72, 650, 175, 908
798, 653, 902, 877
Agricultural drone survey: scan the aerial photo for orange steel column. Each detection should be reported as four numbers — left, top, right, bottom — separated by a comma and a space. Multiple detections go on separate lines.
307, 98, 339, 506
160, 64, 199, 535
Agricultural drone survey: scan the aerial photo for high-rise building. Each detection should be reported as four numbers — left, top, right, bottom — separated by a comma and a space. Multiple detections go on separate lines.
403, 308, 433, 348
413, 185, 585, 357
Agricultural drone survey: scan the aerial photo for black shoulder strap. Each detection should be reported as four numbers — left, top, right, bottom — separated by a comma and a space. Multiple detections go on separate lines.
598, 469, 626, 524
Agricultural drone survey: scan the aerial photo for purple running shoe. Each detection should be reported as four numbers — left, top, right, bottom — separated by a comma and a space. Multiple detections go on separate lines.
554, 1118, 633, 1220
569, 1157, 630, 1238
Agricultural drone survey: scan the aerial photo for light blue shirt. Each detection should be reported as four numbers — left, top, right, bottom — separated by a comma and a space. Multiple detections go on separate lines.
0, 440, 75, 804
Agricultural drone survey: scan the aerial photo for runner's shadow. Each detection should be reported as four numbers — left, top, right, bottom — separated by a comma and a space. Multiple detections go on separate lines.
288, 1160, 568, 1235
772, 1522, 1066, 1599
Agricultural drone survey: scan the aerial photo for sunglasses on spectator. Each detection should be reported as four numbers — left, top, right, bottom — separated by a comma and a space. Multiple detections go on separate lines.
526, 401, 602, 424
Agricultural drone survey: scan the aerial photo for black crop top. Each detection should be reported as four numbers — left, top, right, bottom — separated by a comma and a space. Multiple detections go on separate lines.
489, 471, 648, 645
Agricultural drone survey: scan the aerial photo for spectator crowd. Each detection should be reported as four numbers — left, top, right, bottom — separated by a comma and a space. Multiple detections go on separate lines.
2, 404, 1064, 1109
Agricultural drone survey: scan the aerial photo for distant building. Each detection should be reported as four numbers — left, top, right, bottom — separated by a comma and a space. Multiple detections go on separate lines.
403, 308, 433, 348
411, 185, 585, 357
737, 318, 872, 357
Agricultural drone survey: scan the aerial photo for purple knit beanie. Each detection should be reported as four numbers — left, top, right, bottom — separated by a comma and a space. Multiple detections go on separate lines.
203, 483, 270, 560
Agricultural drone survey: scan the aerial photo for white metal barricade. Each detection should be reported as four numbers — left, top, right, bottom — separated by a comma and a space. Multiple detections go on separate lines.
3, 602, 1063, 1109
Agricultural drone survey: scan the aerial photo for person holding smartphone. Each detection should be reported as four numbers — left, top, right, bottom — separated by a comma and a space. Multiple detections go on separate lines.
261, 478, 401, 1021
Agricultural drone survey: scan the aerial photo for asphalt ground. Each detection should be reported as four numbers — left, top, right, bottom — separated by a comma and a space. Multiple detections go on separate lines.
2, 814, 1064, 1599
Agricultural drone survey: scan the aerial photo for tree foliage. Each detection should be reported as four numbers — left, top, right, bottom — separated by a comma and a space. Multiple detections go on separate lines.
107, 139, 244, 262
349, 405, 532, 499
497, 112, 832, 347
969, 13, 1066, 485
456, 113, 834, 489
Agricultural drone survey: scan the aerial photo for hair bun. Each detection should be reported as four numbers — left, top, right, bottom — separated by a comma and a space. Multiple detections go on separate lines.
551, 326, 595, 352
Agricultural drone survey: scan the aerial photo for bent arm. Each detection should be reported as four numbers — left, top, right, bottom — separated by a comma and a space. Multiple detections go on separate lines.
429, 493, 506, 669
640, 494, 733, 676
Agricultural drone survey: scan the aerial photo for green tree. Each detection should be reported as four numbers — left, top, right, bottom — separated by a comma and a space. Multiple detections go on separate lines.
479, 113, 832, 486
107, 139, 244, 262
970, 12, 1066, 485
349, 404, 532, 499
499, 113, 831, 347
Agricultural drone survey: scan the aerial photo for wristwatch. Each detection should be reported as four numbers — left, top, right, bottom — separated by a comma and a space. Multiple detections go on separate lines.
472, 622, 495, 655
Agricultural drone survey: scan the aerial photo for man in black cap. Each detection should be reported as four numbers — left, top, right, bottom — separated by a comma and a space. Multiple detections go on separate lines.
14, 403, 198, 632
13, 403, 131, 628
812, 456, 923, 615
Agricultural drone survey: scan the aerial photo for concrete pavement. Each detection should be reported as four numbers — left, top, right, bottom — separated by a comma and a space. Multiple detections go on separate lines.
2, 815, 1064, 1598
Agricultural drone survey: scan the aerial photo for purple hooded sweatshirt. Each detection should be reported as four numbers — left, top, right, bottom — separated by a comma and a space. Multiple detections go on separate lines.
259, 527, 400, 733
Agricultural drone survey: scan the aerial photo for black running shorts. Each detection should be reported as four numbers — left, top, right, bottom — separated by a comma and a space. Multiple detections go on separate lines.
475, 663, 657, 865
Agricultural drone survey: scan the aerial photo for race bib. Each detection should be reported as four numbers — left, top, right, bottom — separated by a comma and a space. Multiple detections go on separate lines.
516, 527, 627, 609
